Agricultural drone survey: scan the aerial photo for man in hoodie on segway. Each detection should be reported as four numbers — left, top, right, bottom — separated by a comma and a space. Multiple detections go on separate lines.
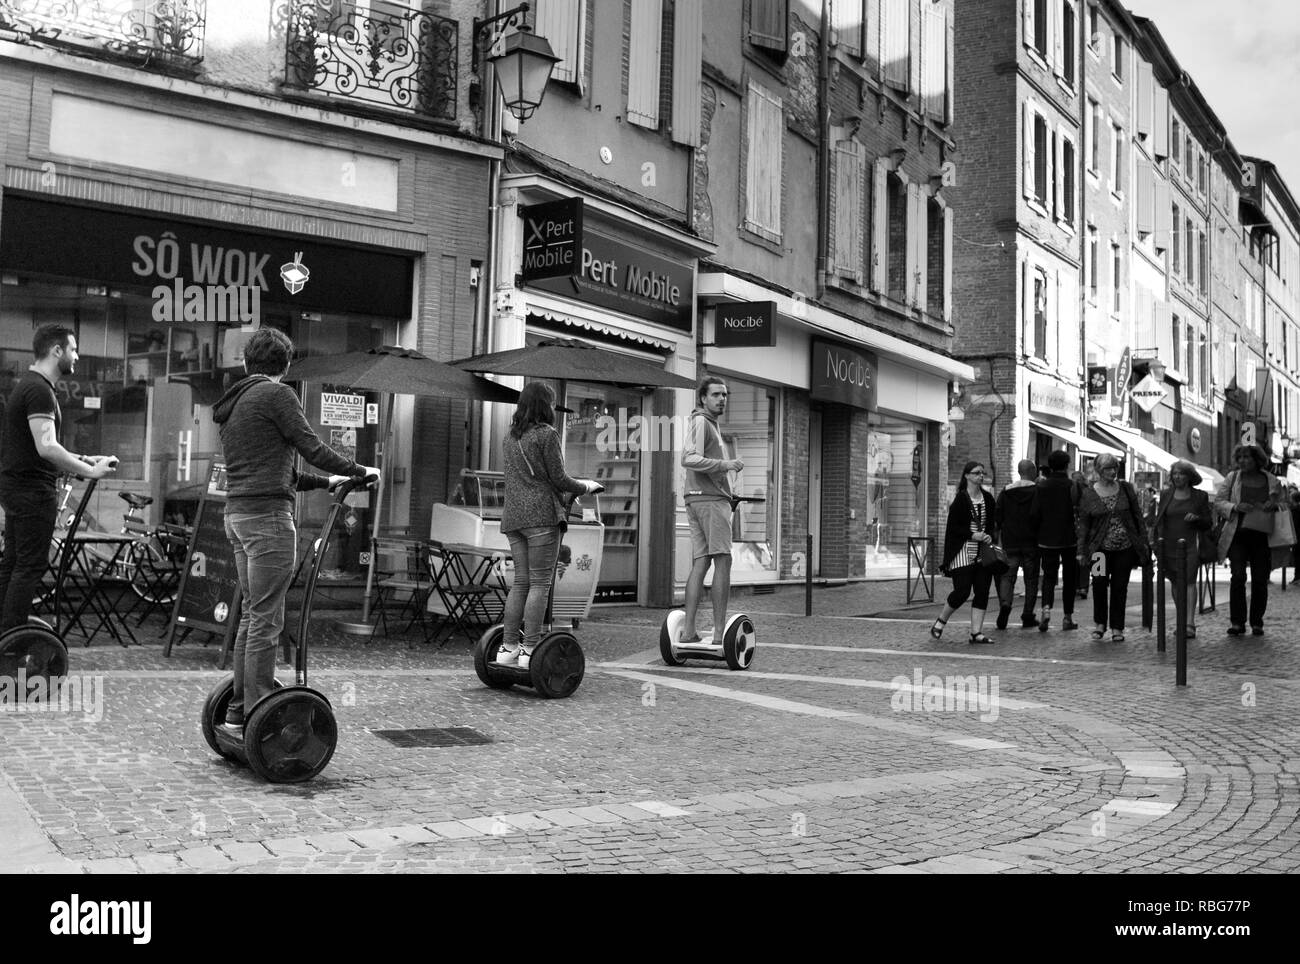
210, 327, 378, 739
994, 459, 1041, 630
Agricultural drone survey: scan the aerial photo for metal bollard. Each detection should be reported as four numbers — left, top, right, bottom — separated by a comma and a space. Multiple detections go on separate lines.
1175, 538, 1188, 686
805, 533, 812, 617
1155, 537, 1165, 653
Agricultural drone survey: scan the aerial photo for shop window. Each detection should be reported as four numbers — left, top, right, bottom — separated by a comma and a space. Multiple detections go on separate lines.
864, 415, 926, 578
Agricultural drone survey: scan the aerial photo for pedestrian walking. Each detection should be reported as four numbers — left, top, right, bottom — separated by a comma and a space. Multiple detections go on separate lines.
497, 382, 599, 669
994, 459, 1041, 629
1214, 443, 1287, 636
1071, 469, 1090, 602
1289, 486, 1300, 584
1076, 453, 1148, 642
1030, 449, 1080, 632
931, 460, 998, 645
1151, 460, 1213, 639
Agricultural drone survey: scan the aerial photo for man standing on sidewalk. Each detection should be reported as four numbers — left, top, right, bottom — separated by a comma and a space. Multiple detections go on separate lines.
681, 376, 744, 644
0, 324, 117, 631
211, 327, 377, 737
1031, 449, 1080, 632
995, 459, 1041, 630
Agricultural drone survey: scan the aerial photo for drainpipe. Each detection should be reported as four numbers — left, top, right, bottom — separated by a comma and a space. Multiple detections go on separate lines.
476, 0, 505, 471
815, 0, 831, 299
1078, 5, 1089, 462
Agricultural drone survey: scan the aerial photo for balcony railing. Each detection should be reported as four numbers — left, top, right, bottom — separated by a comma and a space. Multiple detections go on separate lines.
279, 0, 457, 121
0, 0, 205, 68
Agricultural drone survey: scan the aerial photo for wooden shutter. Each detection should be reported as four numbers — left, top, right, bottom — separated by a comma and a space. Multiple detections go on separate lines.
671, 0, 702, 146
750, 0, 788, 54
904, 181, 919, 307
882, 0, 908, 88
1050, 0, 1063, 75
942, 204, 953, 322
1155, 175, 1171, 249
908, 0, 921, 97
871, 158, 888, 291
627, 0, 663, 128
745, 82, 784, 238
1022, 259, 1034, 356
1136, 161, 1154, 236
912, 185, 927, 308
1023, 0, 1034, 47
922, 2, 945, 119
944, 3, 954, 125
832, 0, 863, 57
1136, 61, 1153, 138
536, 0, 581, 85
1023, 101, 1035, 200
833, 137, 866, 283
1155, 301, 1175, 365
1152, 83, 1169, 158
865, 0, 881, 78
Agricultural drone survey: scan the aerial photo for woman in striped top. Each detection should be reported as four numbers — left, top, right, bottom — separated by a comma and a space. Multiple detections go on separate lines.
931, 460, 999, 644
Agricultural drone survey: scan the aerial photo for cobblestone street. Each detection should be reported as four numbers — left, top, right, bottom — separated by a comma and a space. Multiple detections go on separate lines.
3, 574, 1297, 877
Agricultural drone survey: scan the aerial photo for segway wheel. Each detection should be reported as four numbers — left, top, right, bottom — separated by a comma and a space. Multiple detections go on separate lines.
201, 677, 283, 761
530, 631, 585, 699
0, 626, 68, 694
245, 689, 337, 784
659, 612, 686, 666
473, 626, 515, 689
722, 615, 756, 671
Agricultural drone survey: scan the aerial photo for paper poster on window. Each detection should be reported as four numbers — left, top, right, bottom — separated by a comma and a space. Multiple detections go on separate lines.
321, 392, 364, 426
330, 427, 357, 462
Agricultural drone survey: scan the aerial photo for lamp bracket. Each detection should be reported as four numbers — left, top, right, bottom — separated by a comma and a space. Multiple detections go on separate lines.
473, 3, 531, 72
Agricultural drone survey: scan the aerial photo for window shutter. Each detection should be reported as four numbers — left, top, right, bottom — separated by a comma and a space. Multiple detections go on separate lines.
1054, 131, 1064, 219
1048, 270, 1060, 366
1022, 259, 1034, 357
1154, 176, 1171, 249
832, 0, 863, 57
944, 4, 954, 125
871, 159, 888, 291
1024, 102, 1035, 200
745, 82, 784, 238
1136, 60, 1153, 138
833, 138, 866, 283
942, 204, 953, 322
882, 0, 908, 88
1156, 301, 1175, 365
922, 2, 945, 119
1050, 0, 1063, 75
912, 186, 927, 308
671, 0, 702, 146
865, 0, 881, 78
1152, 84, 1169, 158
1136, 161, 1154, 236
536, 0, 582, 85
750, 0, 788, 54
1023, 0, 1034, 47
909, 0, 922, 97
627, 0, 663, 128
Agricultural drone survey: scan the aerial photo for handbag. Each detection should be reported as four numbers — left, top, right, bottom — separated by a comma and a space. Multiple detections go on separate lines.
978, 542, 1010, 575
1242, 510, 1274, 533
1269, 506, 1297, 548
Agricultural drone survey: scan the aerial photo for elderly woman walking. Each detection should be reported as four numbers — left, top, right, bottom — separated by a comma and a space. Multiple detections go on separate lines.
1077, 453, 1149, 642
1151, 460, 1213, 639
1214, 443, 1286, 637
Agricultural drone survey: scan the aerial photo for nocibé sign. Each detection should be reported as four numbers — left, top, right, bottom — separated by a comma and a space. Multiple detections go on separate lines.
810, 338, 877, 410
714, 301, 775, 347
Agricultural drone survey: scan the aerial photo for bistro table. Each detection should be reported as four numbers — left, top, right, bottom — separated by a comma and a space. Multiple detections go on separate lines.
424, 541, 511, 645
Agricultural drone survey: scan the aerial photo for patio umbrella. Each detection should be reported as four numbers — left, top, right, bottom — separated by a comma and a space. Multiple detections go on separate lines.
288, 346, 520, 632
451, 337, 697, 390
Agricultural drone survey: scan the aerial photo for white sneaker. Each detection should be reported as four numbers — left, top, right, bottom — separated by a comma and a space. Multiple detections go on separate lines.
495, 646, 520, 667
516, 647, 533, 670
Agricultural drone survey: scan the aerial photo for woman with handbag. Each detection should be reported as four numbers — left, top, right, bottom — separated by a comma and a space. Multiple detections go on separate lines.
1152, 460, 1213, 639
931, 460, 999, 645
497, 383, 599, 669
1076, 453, 1149, 642
1214, 443, 1286, 637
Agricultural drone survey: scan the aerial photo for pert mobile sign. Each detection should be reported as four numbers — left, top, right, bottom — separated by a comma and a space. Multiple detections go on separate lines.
521, 197, 583, 282
810, 338, 877, 411
715, 301, 776, 348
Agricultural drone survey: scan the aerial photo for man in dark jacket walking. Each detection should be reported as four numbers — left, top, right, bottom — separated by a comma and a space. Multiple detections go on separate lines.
210, 327, 377, 738
1031, 449, 1080, 632
995, 459, 1041, 630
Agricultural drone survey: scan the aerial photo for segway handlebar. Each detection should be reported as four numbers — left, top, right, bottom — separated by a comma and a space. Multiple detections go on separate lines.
729, 495, 765, 510
70, 455, 118, 481
331, 473, 380, 501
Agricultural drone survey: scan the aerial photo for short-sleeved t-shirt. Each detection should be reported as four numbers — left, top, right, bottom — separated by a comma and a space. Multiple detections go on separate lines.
0, 370, 61, 489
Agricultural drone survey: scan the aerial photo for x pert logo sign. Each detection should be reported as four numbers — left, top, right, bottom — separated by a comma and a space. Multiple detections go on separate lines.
521, 197, 583, 282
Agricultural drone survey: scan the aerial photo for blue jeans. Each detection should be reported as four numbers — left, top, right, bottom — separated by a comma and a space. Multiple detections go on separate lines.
1227, 528, 1271, 628
0, 486, 57, 632
224, 509, 296, 723
502, 526, 560, 650
998, 547, 1040, 619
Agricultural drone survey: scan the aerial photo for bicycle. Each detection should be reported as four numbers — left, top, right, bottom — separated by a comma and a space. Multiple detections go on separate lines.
81, 492, 191, 620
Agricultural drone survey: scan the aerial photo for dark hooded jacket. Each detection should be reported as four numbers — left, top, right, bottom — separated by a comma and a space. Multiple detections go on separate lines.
212, 374, 359, 512
1031, 470, 1080, 549
996, 479, 1039, 551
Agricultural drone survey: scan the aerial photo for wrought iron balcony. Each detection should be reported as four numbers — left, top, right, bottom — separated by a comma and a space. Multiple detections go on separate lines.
279, 0, 457, 121
0, 0, 205, 68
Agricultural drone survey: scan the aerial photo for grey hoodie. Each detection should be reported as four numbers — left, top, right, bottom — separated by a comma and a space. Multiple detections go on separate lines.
212, 375, 360, 512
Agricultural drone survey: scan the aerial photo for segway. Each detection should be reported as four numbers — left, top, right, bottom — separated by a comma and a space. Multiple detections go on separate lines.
0, 462, 116, 693
659, 496, 763, 670
473, 484, 603, 699
200, 473, 377, 783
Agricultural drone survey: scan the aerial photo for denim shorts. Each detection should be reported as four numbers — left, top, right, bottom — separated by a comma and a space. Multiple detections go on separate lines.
687, 499, 733, 559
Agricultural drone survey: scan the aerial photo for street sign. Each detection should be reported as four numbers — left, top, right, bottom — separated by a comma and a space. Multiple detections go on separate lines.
1087, 366, 1109, 397
1130, 374, 1169, 413
521, 197, 583, 282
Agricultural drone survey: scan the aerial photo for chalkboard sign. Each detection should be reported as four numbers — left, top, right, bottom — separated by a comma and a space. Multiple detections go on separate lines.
165, 463, 241, 663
